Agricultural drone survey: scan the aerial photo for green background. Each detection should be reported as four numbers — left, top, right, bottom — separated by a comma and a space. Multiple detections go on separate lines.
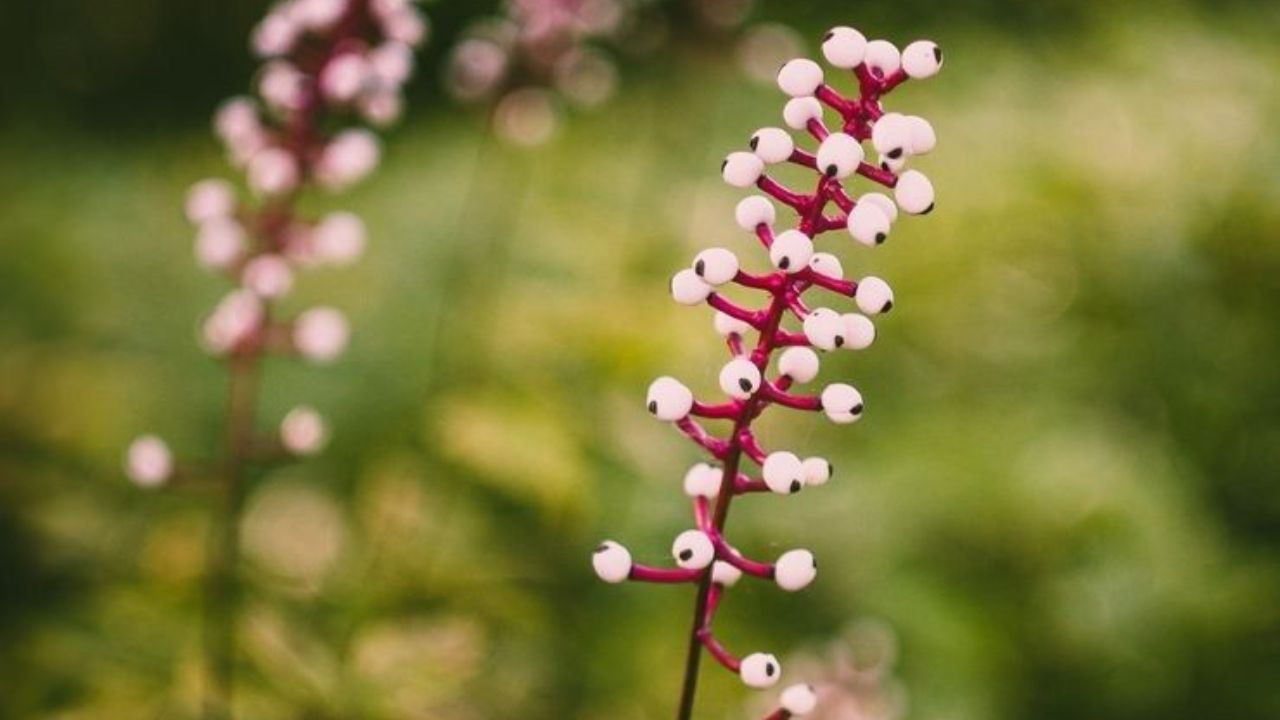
2, 0, 1279, 718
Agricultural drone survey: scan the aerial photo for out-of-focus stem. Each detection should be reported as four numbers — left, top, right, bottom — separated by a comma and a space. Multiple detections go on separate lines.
202, 344, 263, 720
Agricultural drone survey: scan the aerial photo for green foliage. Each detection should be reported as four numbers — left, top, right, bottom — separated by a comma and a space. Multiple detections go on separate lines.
1, 5, 1278, 719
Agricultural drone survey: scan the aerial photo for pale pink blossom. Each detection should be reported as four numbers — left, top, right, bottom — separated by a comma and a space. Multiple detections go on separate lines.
280, 405, 328, 455
312, 211, 366, 265
314, 130, 380, 190
185, 179, 237, 224
203, 289, 264, 354
252, 11, 300, 58
259, 61, 307, 112
194, 218, 247, 270
368, 42, 414, 87
293, 307, 350, 362
125, 435, 173, 488
242, 255, 295, 298
320, 52, 370, 103
247, 147, 300, 196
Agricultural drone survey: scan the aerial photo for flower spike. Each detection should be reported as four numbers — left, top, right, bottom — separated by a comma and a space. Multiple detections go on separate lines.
590, 21, 942, 718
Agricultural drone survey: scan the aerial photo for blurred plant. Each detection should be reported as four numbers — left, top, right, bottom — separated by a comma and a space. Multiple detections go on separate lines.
591, 22, 942, 720
754, 619, 907, 720
444, 0, 627, 145
124, 0, 426, 717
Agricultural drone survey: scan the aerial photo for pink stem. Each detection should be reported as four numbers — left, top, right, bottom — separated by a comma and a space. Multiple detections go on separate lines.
757, 176, 809, 210
709, 532, 774, 579
857, 161, 899, 188
762, 383, 822, 411
691, 400, 742, 420
738, 431, 768, 465
697, 628, 741, 673
707, 294, 765, 328
799, 267, 857, 297
676, 417, 729, 459
815, 83, 855, 115
631, 564, 703, 584
733, 270, 777, 290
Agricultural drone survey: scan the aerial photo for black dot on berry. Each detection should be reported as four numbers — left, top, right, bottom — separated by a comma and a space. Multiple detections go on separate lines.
875, 233, 886, 244
790, 480, 801, 493
739, 378, 753, 392
934, 46, 943, 63
887, 147, 903, 160
779, 257, 791, 270
679, 549, 693, 562
648, 401, 657, 414
695, 259, 705, 276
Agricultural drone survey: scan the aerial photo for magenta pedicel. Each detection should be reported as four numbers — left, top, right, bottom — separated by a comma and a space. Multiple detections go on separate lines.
591, 24, 942, 720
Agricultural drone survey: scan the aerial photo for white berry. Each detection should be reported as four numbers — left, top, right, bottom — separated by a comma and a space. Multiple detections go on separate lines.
646, 376, 694, 421
782, 97, 823, 130
735, 195, 776, 230
863, 40, 901, 77
821, 383, 864, 424
719, 357, 762, 400
683, 463, 723, 498
750, 127, 795, 164
856, 276, 894, 315
842, 313, 876, 350
821, 26, 867, 69
858, 192, 899, 224
780, 684, 818, 716
871, 113, 911, 160
712, 560, 742, 587
895, 170, 935, 215
803, 308, 846, 351
847, 201, 891, 247
802, 457, 832, 487
769, 230, 813, 273
904, 115, 936, 155
815, 132, 864, 179
778, 346, 820, 384
672, 530, 715, 570
593, 541, 632, 583
740, 653, 782, 688
722, 151, 765, 188
777, 59, 824, 97
902, 40, 943, 79
808, 252, 844, 280
671, 269, 713, 306
762, 451, 805, 494
693, 248, 739, 286
775, 549, 817, 591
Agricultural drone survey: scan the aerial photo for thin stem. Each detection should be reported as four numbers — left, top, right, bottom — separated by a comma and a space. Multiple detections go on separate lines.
675, 284, 790, 720
202, 346, 262, 720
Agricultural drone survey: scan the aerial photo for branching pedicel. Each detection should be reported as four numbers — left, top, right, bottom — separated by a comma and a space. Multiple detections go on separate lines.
591, 24, 942, 720
125, 0, 425, 716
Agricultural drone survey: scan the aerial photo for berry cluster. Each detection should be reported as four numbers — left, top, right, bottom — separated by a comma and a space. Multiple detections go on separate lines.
591, 23, 942, 717
125, 0, 426, 487
446, 0, 623, 144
